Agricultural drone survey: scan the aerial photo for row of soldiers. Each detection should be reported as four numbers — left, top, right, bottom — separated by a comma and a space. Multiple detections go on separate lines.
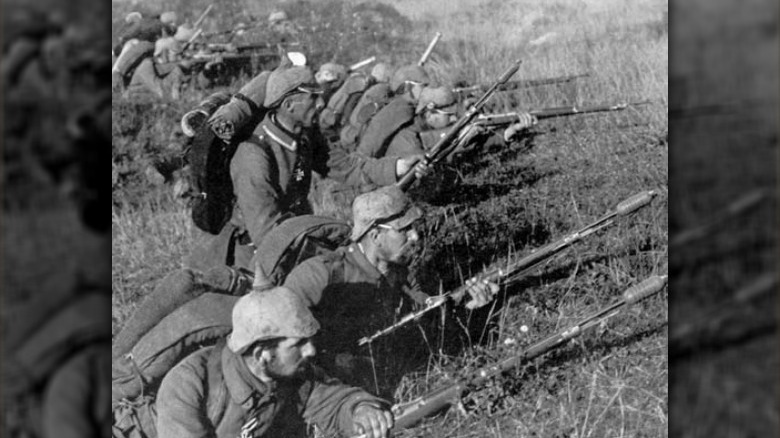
110, 34, 539, 437
112, 9, 299, 100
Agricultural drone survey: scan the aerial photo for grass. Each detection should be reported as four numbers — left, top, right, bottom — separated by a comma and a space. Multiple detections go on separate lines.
112, 0, 668, 436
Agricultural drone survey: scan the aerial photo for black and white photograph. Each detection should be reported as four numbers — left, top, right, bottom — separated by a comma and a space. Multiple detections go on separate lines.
109, 0, 668, 437
2, 0, 778, 436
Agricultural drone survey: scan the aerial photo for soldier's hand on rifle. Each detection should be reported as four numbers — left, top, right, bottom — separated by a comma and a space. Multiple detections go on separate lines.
457, 123, 485, 145
395, 154, 430, 180
503, 112, 537, 142
352, 403, 394, 438
463, 277, 500, 309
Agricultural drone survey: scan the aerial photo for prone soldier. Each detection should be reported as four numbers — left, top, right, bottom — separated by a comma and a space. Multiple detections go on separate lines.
280, 186, 499, 394
156, 286, 395, 438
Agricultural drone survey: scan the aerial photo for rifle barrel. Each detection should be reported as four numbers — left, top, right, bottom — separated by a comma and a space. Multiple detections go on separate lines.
193, 4, 214, 29
349, 56, 376, 72
454, 73, 590, 95
418, 32, 442, 66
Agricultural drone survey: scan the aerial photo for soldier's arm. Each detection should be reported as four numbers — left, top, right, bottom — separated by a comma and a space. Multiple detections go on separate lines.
230, 142, 286, 247
324, 141, 399, 187
156, 355, 216, 438
301, 368, 391, 437
282, 255, 338, 307
384, 128, 425, 158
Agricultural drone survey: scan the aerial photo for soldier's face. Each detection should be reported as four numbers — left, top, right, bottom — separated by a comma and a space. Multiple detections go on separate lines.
376, 221, 420, 266
287, 92, 322, 128
425, 108, 456, 130
265, 336, 316, 379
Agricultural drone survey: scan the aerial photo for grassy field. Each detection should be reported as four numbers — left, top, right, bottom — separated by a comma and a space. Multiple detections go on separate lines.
112, 0, 668, 436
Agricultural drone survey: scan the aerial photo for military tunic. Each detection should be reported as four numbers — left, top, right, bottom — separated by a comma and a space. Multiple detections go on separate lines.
156, 343, 385, 438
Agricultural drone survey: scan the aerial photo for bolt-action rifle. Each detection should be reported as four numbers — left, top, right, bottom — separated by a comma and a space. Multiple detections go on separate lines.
396, 59, 523, 190
358, 190, 658, 346
474, 102, 649, 128
353, 274, 668, 437
453, 73, 589, 96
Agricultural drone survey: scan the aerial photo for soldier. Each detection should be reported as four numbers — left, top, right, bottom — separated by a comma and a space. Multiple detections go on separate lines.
184, 65, 427, 272
156, 286, 394, 438
281, 186, 499, 393
111, 11, 178, 92
338, 62, 396, 149
268, 10, 299, 41
354, 64, 431, 158
363, 85, 537, 161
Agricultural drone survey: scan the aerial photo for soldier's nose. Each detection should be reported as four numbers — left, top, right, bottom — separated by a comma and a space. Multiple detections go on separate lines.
315, 97, 325, 111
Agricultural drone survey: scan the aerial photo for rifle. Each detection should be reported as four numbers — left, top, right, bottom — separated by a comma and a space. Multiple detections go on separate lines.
357, 190, 657, 346
453, 73, 589, 95
418, 32, 442, 66
179, 5, 214, 52
193, 4, 214, 29
353, 274, 668, 437
395, 59, 522, 190
201, 22, 264, 39
474, 102, 649, 128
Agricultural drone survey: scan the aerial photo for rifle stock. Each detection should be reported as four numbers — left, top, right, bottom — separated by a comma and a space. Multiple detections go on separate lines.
395, 59, 522, 191
357, 190, 657, 346
353, 275, 668, 437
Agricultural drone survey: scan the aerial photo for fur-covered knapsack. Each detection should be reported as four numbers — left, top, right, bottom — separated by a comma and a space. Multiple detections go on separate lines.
185, 78, 269, 234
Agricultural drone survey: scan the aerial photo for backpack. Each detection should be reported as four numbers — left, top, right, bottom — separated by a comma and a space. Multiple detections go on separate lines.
112, 292, 237, 404
254, 214, 352, 285
318, 72, 374, 132
186, 96, 266, 234
111, 216, 349, 404
112, 296, 233, 438
354, 96, 415, 158
339, 82, 394, 150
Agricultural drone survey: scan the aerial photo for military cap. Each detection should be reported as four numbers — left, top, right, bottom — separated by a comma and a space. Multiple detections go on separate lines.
390, 64, 430, 93
370, 62, 393, 84
415, 86, 458, 114
160, 11, 178, 25
268, 10, 289, 23
227, 287, 320, 354
264, 66, 323, 107
125, 12, 142, 23
173, 24, 196, 42
351, 186, 423, 241
315, 62, 348, 85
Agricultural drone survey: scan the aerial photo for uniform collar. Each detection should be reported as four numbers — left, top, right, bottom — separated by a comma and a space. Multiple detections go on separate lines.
222, 345, 276, 409
347, 243, 385, 284
259, 114, 299, 152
